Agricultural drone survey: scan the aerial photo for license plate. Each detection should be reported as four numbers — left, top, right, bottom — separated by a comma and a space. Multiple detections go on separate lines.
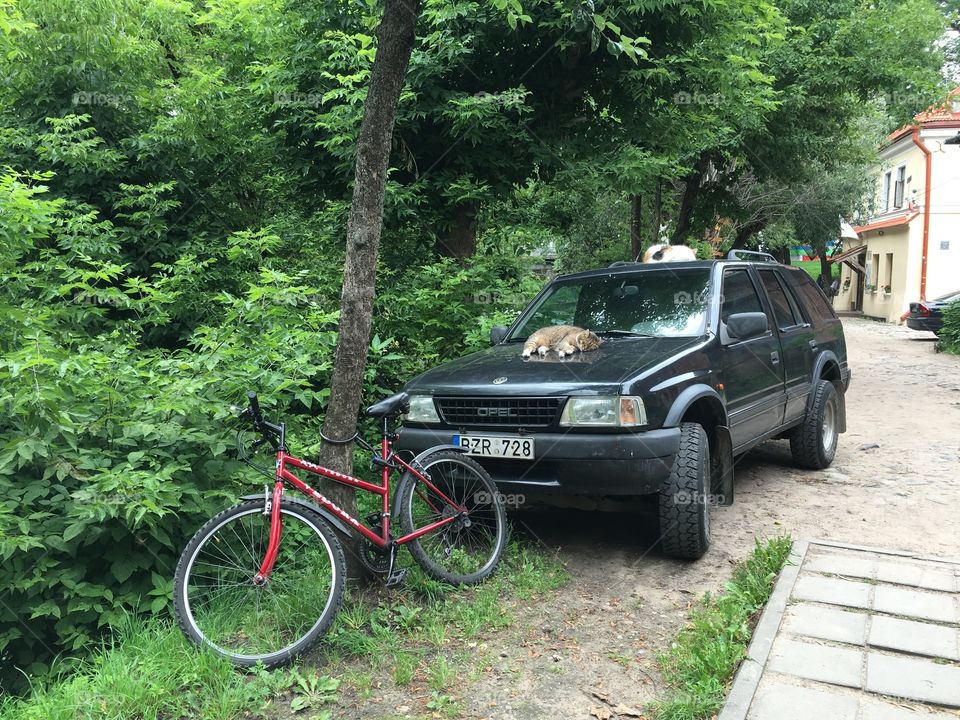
453, 434, 535, 460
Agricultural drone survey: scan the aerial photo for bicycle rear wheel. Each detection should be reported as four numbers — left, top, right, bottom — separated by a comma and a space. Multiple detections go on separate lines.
397, 450, 507, 584
173, 499, 345, 667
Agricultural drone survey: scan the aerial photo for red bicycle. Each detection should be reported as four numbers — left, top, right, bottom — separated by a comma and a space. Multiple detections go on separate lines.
173, 391, 507, 667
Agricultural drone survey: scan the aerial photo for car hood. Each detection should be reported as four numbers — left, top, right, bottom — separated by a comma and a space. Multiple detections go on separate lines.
405, 336, 705, 396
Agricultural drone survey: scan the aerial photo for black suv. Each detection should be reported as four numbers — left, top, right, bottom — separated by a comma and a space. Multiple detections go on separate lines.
396, 251, 851, 559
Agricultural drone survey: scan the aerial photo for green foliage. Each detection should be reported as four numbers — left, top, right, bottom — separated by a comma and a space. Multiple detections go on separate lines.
0, 164, 535, 690
656, 537, 793, 720
938, 300, 960, 354
0, 617, 337, 720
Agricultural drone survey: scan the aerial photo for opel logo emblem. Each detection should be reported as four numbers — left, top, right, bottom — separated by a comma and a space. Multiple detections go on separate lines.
492, 376, 508, 384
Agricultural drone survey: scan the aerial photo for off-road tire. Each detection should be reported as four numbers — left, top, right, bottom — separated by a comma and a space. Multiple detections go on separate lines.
789, 379, 839, 470
658, 422, 711, 560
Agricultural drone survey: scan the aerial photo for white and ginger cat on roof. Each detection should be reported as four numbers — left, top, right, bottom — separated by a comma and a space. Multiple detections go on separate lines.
642, 244, 697, 263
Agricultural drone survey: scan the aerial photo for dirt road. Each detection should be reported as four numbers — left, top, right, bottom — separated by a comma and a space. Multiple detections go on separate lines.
464, 318, 960, 719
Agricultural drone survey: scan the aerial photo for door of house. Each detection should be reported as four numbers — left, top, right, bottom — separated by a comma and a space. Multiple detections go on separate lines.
854, 251, 866, 311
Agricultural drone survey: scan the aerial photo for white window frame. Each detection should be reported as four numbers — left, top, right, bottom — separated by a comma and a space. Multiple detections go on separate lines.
893, 165, 906, 209
882, 171, 891, 212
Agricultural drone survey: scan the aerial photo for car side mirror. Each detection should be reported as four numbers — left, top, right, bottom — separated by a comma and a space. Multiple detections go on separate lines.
490, 326, 509, 345
726, 312, 769, 341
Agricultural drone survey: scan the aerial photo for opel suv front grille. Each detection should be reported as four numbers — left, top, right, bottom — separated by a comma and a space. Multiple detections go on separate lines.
435, 397, 562, 427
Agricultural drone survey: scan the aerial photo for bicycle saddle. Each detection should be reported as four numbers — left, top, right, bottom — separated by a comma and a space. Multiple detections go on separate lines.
364, 391, 410, 418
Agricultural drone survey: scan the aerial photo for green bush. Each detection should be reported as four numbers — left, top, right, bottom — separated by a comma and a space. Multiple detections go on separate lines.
0, 169, 539, 691
938, 301, 960, 354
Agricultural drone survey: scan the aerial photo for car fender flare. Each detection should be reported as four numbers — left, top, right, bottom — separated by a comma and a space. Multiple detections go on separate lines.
809, 351, 847, 433
240, 493, 354, 537
663, 385, 728, 428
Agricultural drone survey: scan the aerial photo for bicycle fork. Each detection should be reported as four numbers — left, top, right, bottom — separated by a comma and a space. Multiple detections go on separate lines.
254, 481, 284, 585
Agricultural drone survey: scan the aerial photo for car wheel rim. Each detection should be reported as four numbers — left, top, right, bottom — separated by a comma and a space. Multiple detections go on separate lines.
822, 396, 837, 451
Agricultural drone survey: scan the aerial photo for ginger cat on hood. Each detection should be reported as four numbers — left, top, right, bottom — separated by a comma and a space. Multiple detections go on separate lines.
521, 325, 602, 359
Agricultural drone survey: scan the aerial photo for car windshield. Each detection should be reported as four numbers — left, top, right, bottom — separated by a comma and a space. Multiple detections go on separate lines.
934, 290, 960, 303
509, 268, 712, 340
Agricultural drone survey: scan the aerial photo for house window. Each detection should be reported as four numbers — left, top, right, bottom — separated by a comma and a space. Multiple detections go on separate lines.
871, 253, 880, 292
884, 253, 893, 293
893, 165, 905, 208
882, 172, 891, 211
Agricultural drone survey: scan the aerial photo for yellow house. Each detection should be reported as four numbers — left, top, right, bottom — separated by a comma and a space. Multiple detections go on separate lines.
832, 90, 960, 322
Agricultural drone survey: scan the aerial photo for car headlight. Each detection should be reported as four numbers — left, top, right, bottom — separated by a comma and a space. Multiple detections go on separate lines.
559, 396, 647, 427
405, 395, 441, 423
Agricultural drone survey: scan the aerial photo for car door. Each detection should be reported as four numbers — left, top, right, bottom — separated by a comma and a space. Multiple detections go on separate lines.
758, 269, 813, 424
719, 267, 787, 449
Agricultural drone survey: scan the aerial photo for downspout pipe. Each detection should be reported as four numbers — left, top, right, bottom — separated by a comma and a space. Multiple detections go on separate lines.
910, 127, 932, 301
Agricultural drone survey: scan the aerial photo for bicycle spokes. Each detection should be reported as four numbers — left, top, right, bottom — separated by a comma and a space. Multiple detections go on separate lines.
404, 455, 504, 581
181, 505, 339, 661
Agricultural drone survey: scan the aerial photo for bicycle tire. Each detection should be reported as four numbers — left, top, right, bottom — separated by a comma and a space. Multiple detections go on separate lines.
173, 499, 345, 667
396, 450, 507, 585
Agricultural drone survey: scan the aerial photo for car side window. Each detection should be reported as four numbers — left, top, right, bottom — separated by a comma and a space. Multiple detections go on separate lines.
759, 270, 802, 329
720, 269, 764, 323
790, 271, 837, 321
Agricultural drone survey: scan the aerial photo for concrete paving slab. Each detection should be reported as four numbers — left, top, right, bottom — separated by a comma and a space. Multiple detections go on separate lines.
875, 561, 958, 592
720, 540, 960, 720
804, 552, 878, 580
869, 615, 960, 661
859, 695, 960, 720
782, 602, 868, 645
767, 637, 863, 688
873, 585, 958, 624
746, 679, 858, 720
792, 574, 873, 609
865, 652, 960, 707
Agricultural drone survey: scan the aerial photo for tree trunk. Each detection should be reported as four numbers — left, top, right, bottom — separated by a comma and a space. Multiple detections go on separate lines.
441, 201, 478, 257
630, 194, 642, 260
817, 244, 832, 287
318, 0, 421, 566
669, 153, 710, 246
731, 218, 767, 249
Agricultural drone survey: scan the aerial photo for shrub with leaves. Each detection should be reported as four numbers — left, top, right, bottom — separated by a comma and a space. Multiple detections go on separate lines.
938, 300, 960, 355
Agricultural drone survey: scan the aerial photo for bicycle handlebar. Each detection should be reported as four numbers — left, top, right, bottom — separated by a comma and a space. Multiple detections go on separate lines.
240, 391, 284, 452
247, 391, 263, 424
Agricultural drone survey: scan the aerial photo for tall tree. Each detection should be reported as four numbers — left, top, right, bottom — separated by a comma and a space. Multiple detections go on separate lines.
317, 0, 422, 521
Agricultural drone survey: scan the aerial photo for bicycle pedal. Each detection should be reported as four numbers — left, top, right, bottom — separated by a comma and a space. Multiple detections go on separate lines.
385, 568, 408, 588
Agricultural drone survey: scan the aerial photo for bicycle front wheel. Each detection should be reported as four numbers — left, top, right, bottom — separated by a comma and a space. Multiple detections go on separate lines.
173, 499, 345, 667
397, 450, 507, 585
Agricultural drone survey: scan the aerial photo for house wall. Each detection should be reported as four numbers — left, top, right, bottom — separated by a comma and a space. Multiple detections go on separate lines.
844, 126, 960, 321
921, 128, 960, 300
863, 227, 920, 322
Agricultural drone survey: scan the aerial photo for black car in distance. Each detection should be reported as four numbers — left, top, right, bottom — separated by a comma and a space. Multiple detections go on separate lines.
905, 290, 960, 335
397, 251, 851, 559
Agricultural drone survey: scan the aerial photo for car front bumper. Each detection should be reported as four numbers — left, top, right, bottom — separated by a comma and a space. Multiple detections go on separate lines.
395, 426, 681, 496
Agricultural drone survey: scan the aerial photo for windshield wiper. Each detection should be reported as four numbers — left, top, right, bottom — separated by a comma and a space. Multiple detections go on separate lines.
597, 330, 654, 338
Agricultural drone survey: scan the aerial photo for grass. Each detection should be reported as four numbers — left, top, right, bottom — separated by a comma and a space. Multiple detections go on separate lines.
793, 259, 821, 281
655, 537, 793, 720
0, 618, 339, 720
0, 539, 568, 720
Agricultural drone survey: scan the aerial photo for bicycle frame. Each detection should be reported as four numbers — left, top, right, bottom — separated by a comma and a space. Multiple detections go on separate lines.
255, 436, 467, 582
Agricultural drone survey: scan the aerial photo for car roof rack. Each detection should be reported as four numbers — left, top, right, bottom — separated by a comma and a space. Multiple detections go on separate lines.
726, 249, 777, 263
